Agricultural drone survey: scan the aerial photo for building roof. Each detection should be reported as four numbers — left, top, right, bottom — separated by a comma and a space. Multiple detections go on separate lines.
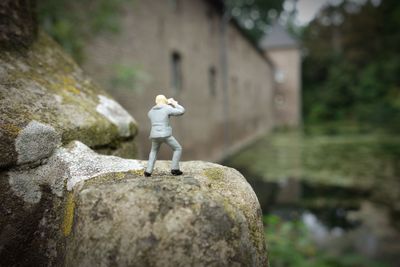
259, 23, 299, 50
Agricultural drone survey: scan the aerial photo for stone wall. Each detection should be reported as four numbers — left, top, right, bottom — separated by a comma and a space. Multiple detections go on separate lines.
82, 0, 275, 162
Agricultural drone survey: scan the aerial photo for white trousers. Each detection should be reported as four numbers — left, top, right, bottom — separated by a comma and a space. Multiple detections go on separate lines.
146, 136, 182, 173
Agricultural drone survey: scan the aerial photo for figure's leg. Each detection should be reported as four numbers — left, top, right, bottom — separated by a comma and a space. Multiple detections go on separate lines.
165, 136, 182, 172
146, 139, 162, 174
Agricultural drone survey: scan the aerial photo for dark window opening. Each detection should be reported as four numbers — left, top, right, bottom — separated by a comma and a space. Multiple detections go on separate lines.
209, 67, 217, 96
171, 52, 182, 94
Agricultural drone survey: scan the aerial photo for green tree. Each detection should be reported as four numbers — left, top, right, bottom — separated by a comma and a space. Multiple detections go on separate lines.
302, 0, 400, 133
225, 0, 285, 42
37, 0, 132, 63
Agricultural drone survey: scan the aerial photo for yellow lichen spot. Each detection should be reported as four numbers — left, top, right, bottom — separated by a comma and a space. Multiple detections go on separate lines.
203, 168, 224, 180
65, 85, 80, 94
0, 123, 21, 137
114, 172, 126, 179
128, 169, 144, 176
63, 77, 80, 94
62, 191, 75, 237
222, 198, 236, 220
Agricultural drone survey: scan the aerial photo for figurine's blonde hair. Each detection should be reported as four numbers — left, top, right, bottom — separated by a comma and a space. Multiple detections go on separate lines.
155, 94, 168, 105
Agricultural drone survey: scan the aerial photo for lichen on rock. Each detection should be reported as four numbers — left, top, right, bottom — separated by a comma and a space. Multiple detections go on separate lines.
203, 167, 225, 180
62, 192, 76, 237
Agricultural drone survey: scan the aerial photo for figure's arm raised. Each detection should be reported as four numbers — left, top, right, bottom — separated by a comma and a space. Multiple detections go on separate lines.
168, 103, 185, 116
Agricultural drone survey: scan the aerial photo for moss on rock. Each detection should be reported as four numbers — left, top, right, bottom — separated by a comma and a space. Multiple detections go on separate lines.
0, 31, 138, 169
203, 167, 225, 180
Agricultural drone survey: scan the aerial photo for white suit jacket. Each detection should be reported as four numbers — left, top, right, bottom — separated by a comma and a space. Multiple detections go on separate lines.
148, 104, 185, 138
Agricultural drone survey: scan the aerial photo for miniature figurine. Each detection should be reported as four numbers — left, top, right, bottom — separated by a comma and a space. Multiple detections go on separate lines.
144, 94, 185, 177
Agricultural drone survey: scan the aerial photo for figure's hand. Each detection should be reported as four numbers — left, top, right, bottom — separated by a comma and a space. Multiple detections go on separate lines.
168, 98, 178, 107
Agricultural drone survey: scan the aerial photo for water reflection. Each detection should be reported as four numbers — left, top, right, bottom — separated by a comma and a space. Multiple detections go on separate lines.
224, 131, 400, 266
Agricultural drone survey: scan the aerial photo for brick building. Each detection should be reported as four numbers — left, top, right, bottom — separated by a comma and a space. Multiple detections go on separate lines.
82, 0, 291, 161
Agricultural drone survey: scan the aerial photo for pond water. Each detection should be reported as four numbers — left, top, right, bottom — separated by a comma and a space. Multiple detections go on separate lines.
224, 131, 400, 266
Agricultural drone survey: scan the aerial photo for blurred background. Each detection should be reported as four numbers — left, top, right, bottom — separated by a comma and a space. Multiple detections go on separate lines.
37, 0, 400, 266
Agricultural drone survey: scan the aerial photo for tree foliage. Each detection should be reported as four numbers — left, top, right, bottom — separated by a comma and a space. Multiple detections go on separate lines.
302, 0, 400, 133
37, 0, 132, 63
226, 0, 285, 42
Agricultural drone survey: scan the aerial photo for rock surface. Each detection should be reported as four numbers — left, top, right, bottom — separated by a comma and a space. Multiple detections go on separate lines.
66, 161, 267, 267
1, 149, 268, 266
0, 31, 138, 169
0, 141, 143, 266
7, 141, 143, 204
0, 31, 267, 267
0, 31, 141, 266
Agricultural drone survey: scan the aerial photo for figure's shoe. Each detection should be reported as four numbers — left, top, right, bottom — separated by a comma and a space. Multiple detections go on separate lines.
171, 169, 183, 176
144, 171, 152, 177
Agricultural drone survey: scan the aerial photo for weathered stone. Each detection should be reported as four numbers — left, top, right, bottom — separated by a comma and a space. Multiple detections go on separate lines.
0, 31, 138, 169
0, 179, 66, 267
15, 120, 61, 165
65, 161, 267, 267
7, 141, 143, 204
0, 141, 144, 266
96, 95, 136, 137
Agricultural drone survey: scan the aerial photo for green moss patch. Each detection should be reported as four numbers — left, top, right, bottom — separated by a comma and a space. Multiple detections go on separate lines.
203, 168, 224, 181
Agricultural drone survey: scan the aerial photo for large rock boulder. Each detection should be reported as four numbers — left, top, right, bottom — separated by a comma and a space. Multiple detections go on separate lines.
65, 160, 267, 267
1, 141, 267, 266
0, 31, 140, 266
0, 32, 267, 267
0, 31, 138, 169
